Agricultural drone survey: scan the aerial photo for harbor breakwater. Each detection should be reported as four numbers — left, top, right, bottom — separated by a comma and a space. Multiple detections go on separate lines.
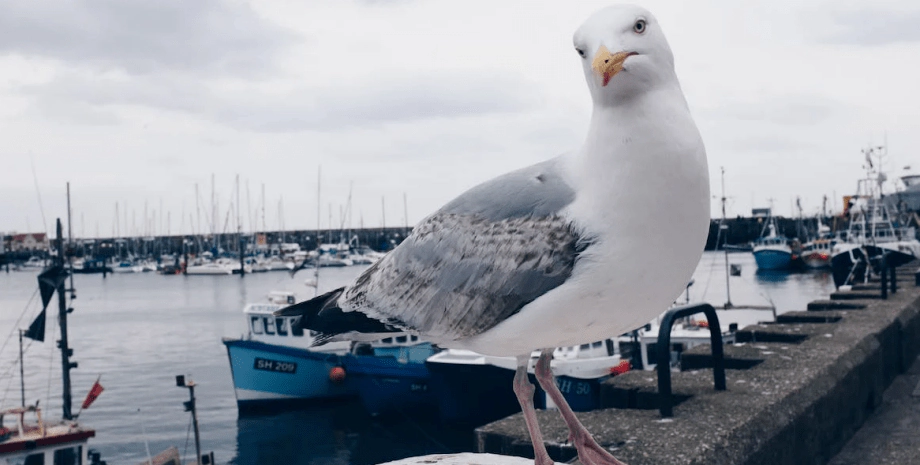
475, 266, 920, 464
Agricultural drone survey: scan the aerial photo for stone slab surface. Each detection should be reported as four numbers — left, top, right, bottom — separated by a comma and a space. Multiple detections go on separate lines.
381, 453, 546, 465
827, 353, 920, 465
476, 281, 920, 465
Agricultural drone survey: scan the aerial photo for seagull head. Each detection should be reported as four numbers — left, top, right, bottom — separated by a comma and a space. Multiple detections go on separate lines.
573, 5, 677, 105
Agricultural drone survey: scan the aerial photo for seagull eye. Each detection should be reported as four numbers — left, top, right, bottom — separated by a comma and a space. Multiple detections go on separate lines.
575, 48, 586, 58
633, 19, 647, 34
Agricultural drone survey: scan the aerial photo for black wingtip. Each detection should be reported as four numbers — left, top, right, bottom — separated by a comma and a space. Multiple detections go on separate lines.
273, 287, 343, 317
276, 287, 401, 339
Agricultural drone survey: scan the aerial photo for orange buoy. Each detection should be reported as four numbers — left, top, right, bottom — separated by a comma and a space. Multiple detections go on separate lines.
329, 366, 346, 383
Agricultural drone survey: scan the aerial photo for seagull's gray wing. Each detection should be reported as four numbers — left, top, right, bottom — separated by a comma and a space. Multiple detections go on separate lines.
340, 156, 589, 341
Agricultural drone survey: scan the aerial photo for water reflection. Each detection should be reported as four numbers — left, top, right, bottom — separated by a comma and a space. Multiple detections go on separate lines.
231, 401, 474, 465
754, 269, 790, 284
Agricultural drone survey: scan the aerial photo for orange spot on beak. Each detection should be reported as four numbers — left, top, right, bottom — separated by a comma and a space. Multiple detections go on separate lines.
591, 45, 637, 86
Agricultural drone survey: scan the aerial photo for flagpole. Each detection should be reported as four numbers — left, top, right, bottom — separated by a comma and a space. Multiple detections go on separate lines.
19, 330, 25, 408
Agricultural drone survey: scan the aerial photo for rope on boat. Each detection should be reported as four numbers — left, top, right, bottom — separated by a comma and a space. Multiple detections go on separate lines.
183, 407, 194, 462
0, 289, 40, 358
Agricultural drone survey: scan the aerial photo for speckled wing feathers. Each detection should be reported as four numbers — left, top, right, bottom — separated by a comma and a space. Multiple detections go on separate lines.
341, 212, 584, 340
336, 157, 589, 342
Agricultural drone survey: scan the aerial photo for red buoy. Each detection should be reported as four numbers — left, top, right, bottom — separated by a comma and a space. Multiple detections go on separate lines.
610, 360, 631, 376
329, 366, 346, 383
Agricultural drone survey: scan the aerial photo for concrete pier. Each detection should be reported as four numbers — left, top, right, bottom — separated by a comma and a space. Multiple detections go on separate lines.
474, 268, 920, 464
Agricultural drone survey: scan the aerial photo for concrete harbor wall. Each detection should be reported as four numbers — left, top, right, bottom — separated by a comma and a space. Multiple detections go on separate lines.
475, 267, 920, 465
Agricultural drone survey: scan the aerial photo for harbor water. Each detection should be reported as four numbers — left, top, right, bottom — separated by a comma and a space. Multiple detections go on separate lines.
0, 251, 836, 464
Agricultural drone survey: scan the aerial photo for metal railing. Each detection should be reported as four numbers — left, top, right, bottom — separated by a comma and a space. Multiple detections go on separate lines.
657, 303, 726, 418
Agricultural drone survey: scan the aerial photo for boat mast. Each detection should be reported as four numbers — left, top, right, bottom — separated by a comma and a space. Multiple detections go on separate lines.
55, 218, 75, 420
720, 167, 732, 308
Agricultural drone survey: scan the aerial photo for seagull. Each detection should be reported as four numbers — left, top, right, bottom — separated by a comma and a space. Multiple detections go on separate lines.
278, 4, 708, 464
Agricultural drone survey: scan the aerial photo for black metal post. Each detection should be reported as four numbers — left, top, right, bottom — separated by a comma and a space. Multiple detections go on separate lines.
890, 260, 897, 294
880, 255, 888, 300
177, 376, 202, 464
657, 303, 726, 418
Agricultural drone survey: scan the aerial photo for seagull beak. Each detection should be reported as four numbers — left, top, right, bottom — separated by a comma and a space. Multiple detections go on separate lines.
591, 46, 637, 86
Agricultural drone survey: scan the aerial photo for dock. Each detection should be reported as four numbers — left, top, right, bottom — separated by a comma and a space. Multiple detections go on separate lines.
475, 266, 920, 464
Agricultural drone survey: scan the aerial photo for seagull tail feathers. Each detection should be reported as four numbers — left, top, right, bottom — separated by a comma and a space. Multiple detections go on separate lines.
274, 287, 401, 344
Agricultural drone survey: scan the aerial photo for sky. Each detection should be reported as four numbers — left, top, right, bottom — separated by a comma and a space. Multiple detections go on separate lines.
2, 0, 919, 238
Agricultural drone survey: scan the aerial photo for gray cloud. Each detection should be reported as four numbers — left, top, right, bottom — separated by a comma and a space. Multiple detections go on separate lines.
18, 71, 540, 131
0, 0, 298, 76
822, 8, 920, 46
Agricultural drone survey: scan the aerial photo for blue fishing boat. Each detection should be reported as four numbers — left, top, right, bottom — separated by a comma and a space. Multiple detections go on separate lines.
222, 293, 355, 411
752, 219, 792, 271
426, 339, 627, 425
342, 338, 439, 418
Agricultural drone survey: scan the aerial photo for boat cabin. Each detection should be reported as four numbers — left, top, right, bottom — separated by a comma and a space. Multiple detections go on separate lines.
0, 406, 97, 465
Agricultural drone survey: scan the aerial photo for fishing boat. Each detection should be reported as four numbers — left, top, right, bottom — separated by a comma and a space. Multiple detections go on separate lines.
341, 338, 439, 418
0, 406, 99, 464
831, 197, 920, 286
425, 339, 627, 425
1, 219, 105, 465
831, 145, 920, 287
633, 307, 775, 371
801, 238, 835, 269
222, 293, 354, 411
752, 218, 793, 271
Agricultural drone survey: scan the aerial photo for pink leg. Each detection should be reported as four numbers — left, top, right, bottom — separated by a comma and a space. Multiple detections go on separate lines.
513, 355, 555, 465
534, 349, 627, 465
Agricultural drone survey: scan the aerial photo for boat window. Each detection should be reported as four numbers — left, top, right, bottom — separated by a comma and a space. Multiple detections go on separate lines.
291, 319, 304, 337
592, 341, 603, 348
24, 453, 45, 465
54, 446, 81, 465
286, 295, 295, 304
410, 335, 418, 342
579, 343, 590, 350
396, 336, 408, 343
275, 318, 288, 336
382, 338, 393, 343
262, 317, 275, 335
250, 316, 263, 335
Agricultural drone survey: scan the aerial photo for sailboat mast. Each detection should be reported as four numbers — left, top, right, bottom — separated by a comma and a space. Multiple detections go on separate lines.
314, 167, 321, 297
18, 330, 25, 407
67, 183, 75, 295
237, 174, 245, 277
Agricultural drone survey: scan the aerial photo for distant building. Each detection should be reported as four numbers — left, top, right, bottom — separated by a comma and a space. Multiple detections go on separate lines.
10, 233, 49, 251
